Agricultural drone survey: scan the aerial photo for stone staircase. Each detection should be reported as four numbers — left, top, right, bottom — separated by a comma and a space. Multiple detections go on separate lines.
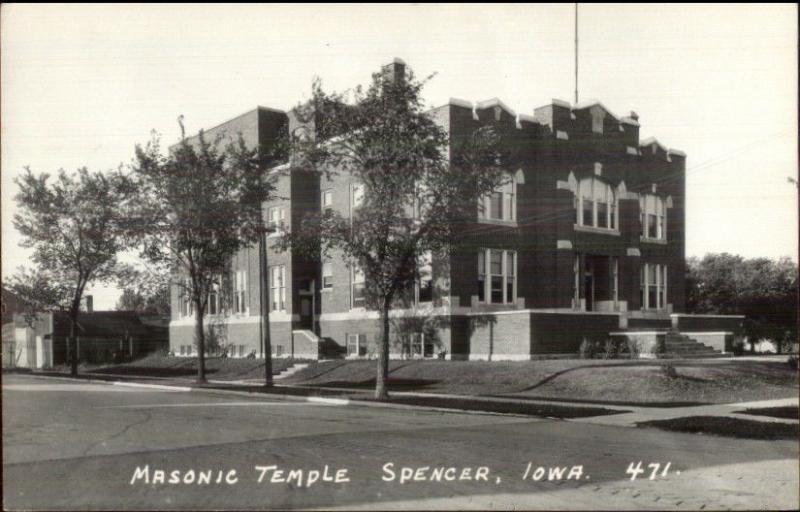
273, 362, 309, 380
663, 330, 725, 359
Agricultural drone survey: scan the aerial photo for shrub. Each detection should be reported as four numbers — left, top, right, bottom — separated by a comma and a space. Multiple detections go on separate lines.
602, 339, 619, 360
660, 363, 678, 378
578, 337, 595, 359
654, 336, 667, 358
732, 338, 746, 356
625, 339, 641, 359
788, 355, 798, 370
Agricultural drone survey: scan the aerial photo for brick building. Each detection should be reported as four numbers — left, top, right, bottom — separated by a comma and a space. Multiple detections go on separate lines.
169, 59, 743, 360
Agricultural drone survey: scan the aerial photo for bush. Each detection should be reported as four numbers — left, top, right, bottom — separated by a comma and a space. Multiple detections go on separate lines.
625, 339, 641, 359
602, 339, 619, 360
654, 336, 667, 358
660, 363, 678, 378
788, 355, 798, 370
732, 338, 746, 356
578, 337, 595, 359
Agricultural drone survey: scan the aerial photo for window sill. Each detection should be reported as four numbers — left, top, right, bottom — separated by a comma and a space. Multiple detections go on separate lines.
640, 236, 667, 245
477, 218, 519, 227
321, 287, 333, 293
573, 224, 621, 236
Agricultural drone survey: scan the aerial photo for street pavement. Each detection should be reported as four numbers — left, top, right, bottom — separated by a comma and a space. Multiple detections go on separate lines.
2, 374, 798, 510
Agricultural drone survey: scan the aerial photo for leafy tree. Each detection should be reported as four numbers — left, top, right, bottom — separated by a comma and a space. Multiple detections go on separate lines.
7, 167, 133, 375
282, 65, 508, 399
115, 269, 170, 315
129, 127, 281, 383
686, 253, 798, 353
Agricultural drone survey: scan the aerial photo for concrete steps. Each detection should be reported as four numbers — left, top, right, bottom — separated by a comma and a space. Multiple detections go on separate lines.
274, 362, 309, 380
663, 332, 725, 359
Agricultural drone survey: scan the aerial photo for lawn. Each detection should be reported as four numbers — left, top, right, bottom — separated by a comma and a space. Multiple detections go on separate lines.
47, 353, 305, 381
637, 416, 800, 440
283, 358, 799, 406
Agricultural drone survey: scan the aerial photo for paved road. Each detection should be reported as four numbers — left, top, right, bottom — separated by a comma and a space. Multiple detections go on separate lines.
2, 374, 798, 510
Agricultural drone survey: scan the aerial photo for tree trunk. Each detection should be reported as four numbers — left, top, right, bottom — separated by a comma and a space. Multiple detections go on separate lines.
194, 298, 207, 384
375, 300, 391, 401
68, 313, 78, 377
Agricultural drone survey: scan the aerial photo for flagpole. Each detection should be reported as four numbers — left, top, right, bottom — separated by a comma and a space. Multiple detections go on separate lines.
574, 2, 579, 105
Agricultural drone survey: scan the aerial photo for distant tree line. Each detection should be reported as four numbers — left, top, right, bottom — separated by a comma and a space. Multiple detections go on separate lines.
686, 253, 798, 353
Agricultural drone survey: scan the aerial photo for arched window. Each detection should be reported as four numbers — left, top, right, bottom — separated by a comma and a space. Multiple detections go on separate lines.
640, 194, 666, 240
576, 177, 617, 230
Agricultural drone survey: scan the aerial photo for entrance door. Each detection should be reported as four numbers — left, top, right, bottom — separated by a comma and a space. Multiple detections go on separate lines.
299, 297, 312, 329
583, 273, 594, 311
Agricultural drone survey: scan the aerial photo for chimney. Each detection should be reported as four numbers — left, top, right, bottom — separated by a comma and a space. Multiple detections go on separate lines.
629, 111, 639, 121
381, 58, 406, 86
85, 295, 93, 313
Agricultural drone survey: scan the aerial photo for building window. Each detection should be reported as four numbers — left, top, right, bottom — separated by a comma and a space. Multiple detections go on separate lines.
347, 334, 367, 357
640, 263, 667, 310
592, 110, 604, 134
404, 333, 434, 359
477, 248, 516, 304
351, 264, 365, 309
179, 279, 193, 318
322, 189, 333, 209
417, 252, 433, 304
640, 194, 666, 240
267, 206, 286, 232
576, 177, 617, 231
322, 262, 333, 289
234, 270, 247, 314
351, 183, 364, 211
208, 278, 220, 316
478, 180, 516, 222
270, 265, 286, 311
573, 255, 581, 309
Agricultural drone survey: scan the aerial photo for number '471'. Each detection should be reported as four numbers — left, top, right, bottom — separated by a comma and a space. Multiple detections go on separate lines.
626, 461, 672, 481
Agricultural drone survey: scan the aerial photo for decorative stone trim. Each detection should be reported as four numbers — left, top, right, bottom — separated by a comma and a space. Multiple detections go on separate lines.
626, 248, 641, 257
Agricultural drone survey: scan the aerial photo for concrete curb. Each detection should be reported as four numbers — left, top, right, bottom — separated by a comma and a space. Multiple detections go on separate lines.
112, 381, 192, 392
14, 372, 544, 419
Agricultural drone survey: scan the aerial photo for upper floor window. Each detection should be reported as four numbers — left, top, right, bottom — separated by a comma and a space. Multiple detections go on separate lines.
416, 251, 433, 304
640, 194, 666, 240
322, 261, 333, 289
478, 180, 516, 222
351, 264, 366, 309
267, 206, 286, 233
322, 189, 333, 209
351, 183, 364, 209
269, 265, 286, 311
234, 270, 247, 314
208, 277, 220, 316
576, 177, 617, 230
477, 248, 516, 304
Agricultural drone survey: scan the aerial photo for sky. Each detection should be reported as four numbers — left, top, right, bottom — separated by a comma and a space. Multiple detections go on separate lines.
2, 3, 797, 310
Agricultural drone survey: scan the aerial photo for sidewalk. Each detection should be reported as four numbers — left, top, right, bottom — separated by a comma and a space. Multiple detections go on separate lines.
570, 397, 799, 427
